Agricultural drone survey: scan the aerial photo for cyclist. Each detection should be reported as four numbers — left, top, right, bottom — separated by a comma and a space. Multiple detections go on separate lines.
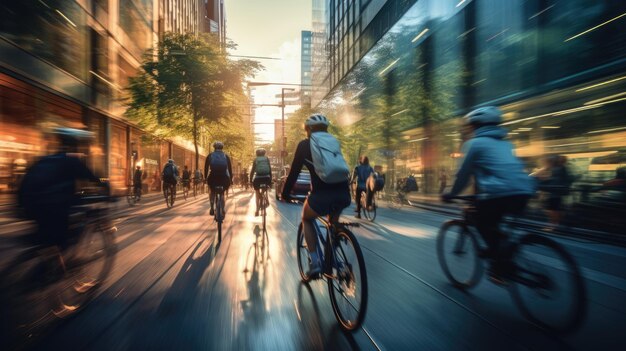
181, 165, 191, 194
194, 168, 203, 192
351, 156, 374, 219
18, 127, 108, 248
161, 159, 179, 197
204, 141, 233, 216
442, 106, 535, 281
133, 165, 143, 201
250, 148, 272, 217
281, 114, 351, 277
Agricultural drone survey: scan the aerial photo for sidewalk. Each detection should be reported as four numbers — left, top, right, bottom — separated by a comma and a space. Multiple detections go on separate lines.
401, 193, 626, 247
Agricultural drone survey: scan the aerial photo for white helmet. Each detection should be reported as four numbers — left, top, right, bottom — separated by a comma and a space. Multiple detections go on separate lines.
305, 114, 329, 127
213, 141, 224, 149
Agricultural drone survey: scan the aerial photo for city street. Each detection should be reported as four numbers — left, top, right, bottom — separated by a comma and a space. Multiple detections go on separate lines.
3, 188, 624, 350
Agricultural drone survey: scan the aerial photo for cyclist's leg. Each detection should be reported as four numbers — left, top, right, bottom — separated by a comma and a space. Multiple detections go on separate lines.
355, 187, 363, 213
475, 198, 506, 257
302, 200, 320, 257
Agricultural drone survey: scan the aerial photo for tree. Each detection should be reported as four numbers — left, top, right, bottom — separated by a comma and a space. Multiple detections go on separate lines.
126, 33, 262, 169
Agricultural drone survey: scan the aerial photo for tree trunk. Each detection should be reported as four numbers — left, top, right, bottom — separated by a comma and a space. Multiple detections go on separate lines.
193, 110, 199, 171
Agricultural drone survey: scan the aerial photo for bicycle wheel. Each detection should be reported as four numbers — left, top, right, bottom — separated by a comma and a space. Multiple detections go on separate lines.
169, 187, 175, 207
261, 192, 267, 232
436, 220, 483, 289
53, 221, 115, 316
183, 186, 188, 200
364, 195, 376, 222
328, 228, 368, 331
216, 194, 223, 242
296, 223, 313, 283
509, 234, 586, 333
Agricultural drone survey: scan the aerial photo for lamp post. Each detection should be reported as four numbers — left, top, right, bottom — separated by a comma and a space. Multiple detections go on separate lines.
281, 87, 296, 166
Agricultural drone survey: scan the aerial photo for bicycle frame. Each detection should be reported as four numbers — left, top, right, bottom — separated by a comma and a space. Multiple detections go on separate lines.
312, 217, 337, 277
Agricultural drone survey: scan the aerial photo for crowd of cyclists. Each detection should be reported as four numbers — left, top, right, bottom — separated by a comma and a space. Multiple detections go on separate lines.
10, 106, 590, 336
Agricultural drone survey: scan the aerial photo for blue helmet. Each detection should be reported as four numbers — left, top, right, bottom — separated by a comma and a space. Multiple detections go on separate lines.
463, 106, 502, 126
305, 114, 329, 127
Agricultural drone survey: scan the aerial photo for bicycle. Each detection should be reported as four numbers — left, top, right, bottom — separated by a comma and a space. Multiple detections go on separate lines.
388, 189, 407, 209
0, 195, 117, 347
258, 183, 270, 232
437, 195, 586, 333
214, 186, 226, 242
182, 180, 190, 201
295, 206, 368, 331
360, 189, 376, 221
163, 182, 176, 208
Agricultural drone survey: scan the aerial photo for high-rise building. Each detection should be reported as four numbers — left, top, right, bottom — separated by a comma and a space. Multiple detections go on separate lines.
204, 0, 226, 42
300, 31, 312, 107
311, 0, 626, 199
159, 0, 206, 36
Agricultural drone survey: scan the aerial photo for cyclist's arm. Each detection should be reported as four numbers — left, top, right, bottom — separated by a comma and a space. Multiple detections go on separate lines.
250, 161, 256, 183
282, 140, 307, 198
226, 155, 233, 182
204, 154, 211, 179
449, 140, 477, 196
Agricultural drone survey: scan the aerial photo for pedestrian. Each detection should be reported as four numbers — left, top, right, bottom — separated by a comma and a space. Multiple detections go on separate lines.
439, 169, 448, 194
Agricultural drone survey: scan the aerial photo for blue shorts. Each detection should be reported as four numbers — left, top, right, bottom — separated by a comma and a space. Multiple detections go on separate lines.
307, 186, 351, 217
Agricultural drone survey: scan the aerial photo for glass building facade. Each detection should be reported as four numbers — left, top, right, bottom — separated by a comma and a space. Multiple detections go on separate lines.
313, 0, 626, 199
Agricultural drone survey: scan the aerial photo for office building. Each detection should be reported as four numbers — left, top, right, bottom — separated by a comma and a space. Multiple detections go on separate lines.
301, 30, 312, 107
0, 0, 208, 196
311, 0, 626, 196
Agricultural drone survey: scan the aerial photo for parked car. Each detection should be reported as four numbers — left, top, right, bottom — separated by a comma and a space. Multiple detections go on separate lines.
275, 167, 311, 201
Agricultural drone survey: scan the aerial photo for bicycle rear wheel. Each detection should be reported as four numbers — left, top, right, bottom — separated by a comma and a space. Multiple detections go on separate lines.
328, 228, 368, 331
364, 195, 376, 222
437, 220, 483, 289
164, 187, 171, 208
509, 234, 586, 333
169, 186, 175, 207
216, 194, 223, 242
296, 223, 313, 283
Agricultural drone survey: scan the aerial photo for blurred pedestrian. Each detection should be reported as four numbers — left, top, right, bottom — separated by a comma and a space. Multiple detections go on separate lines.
532, 155, 572, 231
439, 169, 448, 194
133, 165, 143, 200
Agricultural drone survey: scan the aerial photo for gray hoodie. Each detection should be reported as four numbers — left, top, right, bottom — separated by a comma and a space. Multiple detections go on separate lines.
449, 125, 536, 200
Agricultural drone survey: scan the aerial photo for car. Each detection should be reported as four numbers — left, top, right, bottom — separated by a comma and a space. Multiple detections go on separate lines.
275, 167, 311, 201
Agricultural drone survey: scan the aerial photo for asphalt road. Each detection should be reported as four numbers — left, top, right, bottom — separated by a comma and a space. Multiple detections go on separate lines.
2, 188, 626, 350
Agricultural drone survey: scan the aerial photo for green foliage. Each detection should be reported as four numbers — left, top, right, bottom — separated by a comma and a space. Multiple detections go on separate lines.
125, 32, 262, 169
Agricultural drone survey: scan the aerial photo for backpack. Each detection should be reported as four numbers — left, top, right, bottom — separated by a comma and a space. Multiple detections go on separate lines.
309, 132, 350, 184
368, 172, 385, 192
210, 151, 229, 177
254, 156, 271, 176
163, 164, 176, 182
404, 176, 418, 192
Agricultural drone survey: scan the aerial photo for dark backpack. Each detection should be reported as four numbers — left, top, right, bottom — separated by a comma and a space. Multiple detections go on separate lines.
404, 176, 418, 192
210, 151, 229, 177
368, 172, 385, 192
163, 164, 176, 182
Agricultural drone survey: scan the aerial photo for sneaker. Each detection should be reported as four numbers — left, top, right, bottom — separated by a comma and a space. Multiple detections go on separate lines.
355, 213, 362, 219
210, 208, 215, 216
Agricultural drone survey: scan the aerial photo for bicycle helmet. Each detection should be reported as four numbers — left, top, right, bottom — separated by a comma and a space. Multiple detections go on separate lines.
168, 159, 174, 164
213, 141, 224, 150
463, 106, 502, 126
305, 114, 330, 127
256, 148, 266, 156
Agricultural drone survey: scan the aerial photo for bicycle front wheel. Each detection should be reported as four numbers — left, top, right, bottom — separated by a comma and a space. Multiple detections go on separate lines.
296, 223, 312, 283
328, 228, 368, 331
437, 220, 483, 289
509, 234, 586, 333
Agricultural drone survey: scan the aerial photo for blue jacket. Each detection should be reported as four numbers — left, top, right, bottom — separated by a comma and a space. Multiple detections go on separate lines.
449, 126, 535, 200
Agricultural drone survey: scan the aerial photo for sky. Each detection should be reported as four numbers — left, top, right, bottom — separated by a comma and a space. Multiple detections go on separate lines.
226, 0, 312, 144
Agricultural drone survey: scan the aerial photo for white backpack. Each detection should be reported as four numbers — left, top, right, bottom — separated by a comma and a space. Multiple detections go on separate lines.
309, 132, 350, 184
